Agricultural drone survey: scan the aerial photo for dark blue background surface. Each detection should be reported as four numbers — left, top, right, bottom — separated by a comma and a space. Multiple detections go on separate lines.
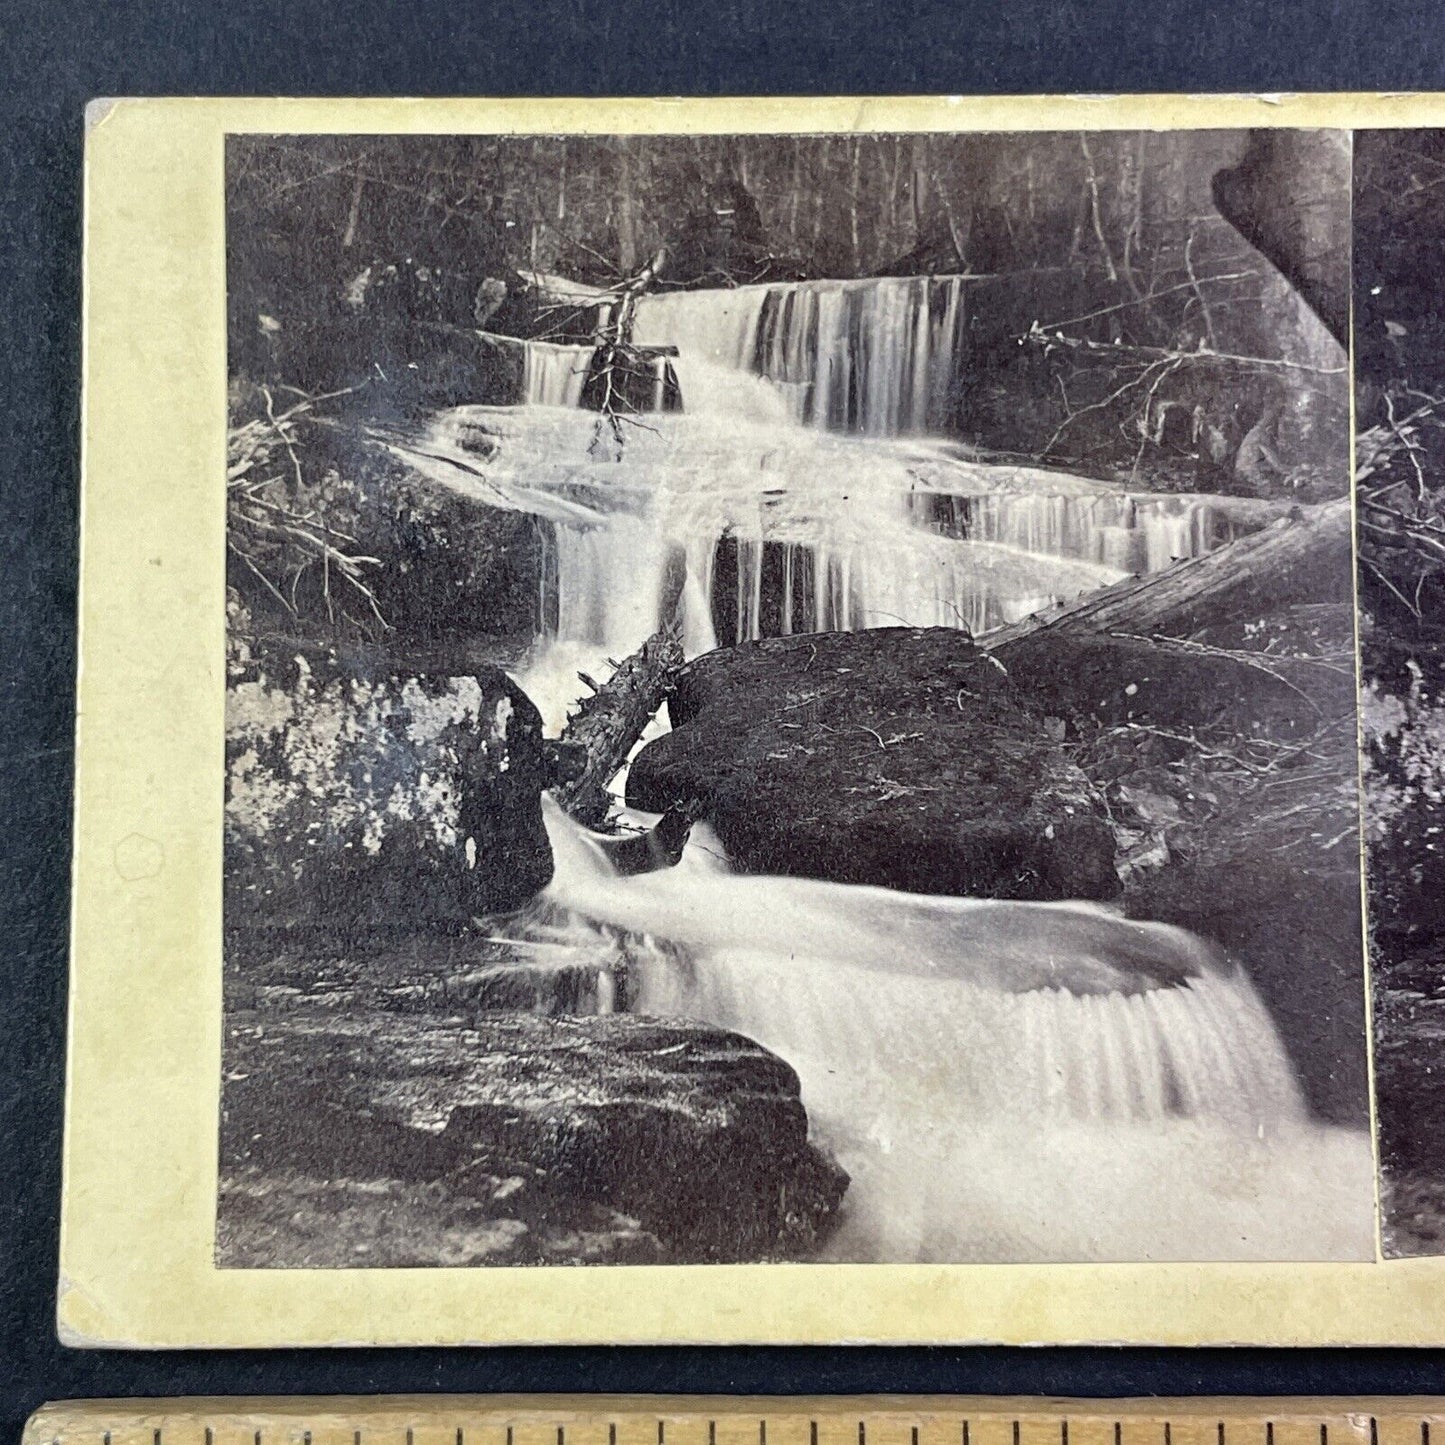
5, 0, 1445, 1430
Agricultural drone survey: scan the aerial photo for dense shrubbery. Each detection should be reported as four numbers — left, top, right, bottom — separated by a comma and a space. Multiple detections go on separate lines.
226, 383, 548, 656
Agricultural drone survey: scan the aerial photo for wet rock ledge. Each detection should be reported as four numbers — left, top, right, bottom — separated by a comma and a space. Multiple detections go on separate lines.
218, 975, 848, 1268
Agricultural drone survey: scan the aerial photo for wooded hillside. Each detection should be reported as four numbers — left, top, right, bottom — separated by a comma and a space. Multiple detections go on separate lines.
228, 131, 1348, 495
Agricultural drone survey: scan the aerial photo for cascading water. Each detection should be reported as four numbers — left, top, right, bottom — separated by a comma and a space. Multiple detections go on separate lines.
410, 398, 1220, 713
536, 799, 1373, 1262
520, 339, 594, 409
391, 273, 1374, 1260
917, 491, 1234, 574
488, 276, 1233, 695
633, 275, 967, 435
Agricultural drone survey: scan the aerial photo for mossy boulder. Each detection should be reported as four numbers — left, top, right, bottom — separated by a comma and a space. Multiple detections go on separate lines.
225, 643, 553, 930
628, 626, 1120, 901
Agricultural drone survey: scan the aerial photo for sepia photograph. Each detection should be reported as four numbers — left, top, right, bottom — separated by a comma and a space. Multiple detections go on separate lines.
1355, 128, 1445, 1259
216, 125, 1372, 1270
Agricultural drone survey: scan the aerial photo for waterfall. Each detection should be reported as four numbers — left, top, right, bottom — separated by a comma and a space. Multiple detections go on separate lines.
633, 276, 968, 436
699, 531, 1113, 644
521, 340, 594, 408
532, 798, 1375, 1262
408, 399, 1226, 727
523, 337, 680, 414
488, 403, 1130, 676
391, 267, 1373, 1263
551, 514, 670, 648
915, 492, 1232, 574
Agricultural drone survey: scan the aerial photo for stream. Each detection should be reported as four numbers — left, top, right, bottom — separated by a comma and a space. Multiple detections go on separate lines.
404, 273, 1375, 1262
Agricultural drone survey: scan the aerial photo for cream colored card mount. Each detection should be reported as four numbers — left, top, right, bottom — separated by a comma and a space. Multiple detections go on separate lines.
63, 93, 1445, 1347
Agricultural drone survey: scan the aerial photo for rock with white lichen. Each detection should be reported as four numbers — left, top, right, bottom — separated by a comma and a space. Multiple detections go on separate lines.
225, 639, 554, 929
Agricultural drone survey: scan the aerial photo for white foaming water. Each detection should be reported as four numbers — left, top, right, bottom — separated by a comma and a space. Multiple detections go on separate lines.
400, 403, 1226, 728
928, 492, 1230, 574
633, 275, 967, 436
537, 799, 1375, 1262
667, 354, 797, 426
520, 340, 593, 409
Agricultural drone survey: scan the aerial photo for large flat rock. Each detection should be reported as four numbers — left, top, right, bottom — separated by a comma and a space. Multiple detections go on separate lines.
219, 1002, 847, 1266
627, 626, 1120, 901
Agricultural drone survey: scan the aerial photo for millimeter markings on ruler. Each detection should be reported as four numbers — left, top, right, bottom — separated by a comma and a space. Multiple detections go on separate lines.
21, 1399, 1445, 1445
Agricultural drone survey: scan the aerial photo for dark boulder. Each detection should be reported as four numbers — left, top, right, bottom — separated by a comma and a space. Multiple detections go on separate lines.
219, 1006, 847, 1266
225, 647, 554, 930
995, 602, 1358, 744
1126, 854, 1368, 1127
221, 919, 625, 1018
367, 471, 550, 653
1213, 130, 1350, 347
627, 626, 1120, 901
396, 322, 526, 410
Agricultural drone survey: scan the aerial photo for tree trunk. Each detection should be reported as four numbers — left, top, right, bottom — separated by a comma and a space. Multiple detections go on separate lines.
607, 245, 669, 347
341, 172, 364, 249
985, 497, 1352, 661
849, 137, 863, 271
615, 141, 638, 276
553, 628, 685, 828
1212, 130, 1350, 347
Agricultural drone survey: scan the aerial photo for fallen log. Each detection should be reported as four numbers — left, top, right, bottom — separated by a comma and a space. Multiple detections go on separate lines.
984, 496, 1352, 661
522, 270, 615, 307
553, 627, 685, 828
415, 319, 525, 354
